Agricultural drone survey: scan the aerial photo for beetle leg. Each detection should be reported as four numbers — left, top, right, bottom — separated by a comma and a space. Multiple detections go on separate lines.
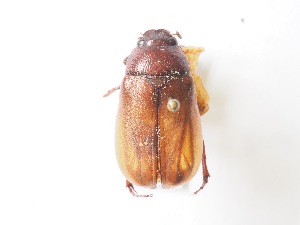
126, 180, 153, 197
194, 141, 210, 195
103, 85, 120, 97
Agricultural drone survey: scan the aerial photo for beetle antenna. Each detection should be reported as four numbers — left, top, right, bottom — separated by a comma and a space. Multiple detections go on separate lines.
172, 31, 182, 39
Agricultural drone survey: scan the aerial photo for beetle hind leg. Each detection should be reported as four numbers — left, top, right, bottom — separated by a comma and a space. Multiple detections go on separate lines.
126, 180, 153, 197
194, 141, 210, 195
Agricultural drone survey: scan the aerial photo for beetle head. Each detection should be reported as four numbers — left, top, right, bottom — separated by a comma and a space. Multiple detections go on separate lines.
125, 29, 190, 76
137, 29, 179, 47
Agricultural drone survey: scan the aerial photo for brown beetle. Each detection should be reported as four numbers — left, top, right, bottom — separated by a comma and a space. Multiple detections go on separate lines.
104, 29, 210, 197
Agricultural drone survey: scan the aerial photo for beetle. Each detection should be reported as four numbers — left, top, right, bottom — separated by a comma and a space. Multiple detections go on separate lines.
104, 29, 210, 197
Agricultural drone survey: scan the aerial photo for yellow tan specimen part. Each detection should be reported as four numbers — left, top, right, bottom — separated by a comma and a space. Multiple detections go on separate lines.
182, 47, 209, 115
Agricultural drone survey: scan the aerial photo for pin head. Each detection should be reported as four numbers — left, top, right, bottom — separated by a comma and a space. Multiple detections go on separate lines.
167, 98, 180, 112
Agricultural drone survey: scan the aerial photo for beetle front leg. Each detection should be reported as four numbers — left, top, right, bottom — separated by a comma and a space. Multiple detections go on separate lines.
194, 141, 210, 195
126, 180, 153, 197
103, 85, 120, 97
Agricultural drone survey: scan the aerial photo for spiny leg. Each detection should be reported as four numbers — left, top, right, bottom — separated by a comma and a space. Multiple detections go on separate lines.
103, 55, 128, 97
103, 85, 120, 97
194, 141, 210, 195
126, 180, 153, 197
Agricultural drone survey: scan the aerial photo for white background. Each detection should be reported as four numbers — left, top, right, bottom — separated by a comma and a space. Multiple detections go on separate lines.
1, 0, 300, 224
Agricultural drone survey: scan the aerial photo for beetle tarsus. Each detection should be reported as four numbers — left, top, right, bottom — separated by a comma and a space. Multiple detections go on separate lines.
103, 85, 120, 97
126, 180, 153, 197
194, 141, 210, 195
194, 174, 209, 195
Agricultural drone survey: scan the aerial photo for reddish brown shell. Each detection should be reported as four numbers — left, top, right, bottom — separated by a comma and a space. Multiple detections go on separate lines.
115, 29, 203, 188
115, 75, 202, 188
